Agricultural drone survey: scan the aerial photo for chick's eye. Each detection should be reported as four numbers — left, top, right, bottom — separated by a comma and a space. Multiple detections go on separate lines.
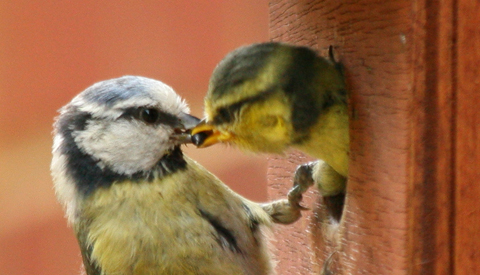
215, 108, 233, 124
139, 108, 159, 124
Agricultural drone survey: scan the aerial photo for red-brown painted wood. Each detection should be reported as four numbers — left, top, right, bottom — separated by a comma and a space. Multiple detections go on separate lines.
267, 0, 479, 274
455, 0, 480, 274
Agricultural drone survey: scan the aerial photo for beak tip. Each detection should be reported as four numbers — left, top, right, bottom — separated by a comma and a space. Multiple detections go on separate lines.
179, 113, 202, 130
191, 132, 210, 147
189, 122, 231, 148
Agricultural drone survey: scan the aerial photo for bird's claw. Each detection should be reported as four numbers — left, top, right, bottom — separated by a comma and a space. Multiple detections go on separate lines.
262, 162, 316, 224
287, 162, 316, 210
287, 185, 310, 210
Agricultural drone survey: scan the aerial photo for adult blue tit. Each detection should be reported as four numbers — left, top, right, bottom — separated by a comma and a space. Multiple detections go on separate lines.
191, 42, 349, 198
51, 76, 308, 275
51, 76, 305, 275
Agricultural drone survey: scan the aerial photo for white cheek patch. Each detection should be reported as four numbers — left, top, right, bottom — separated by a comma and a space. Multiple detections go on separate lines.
51, 136, 80, 224
74, 119, 172, 175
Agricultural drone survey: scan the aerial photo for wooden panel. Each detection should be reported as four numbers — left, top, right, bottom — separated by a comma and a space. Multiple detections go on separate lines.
408, 0, 455, 274
455, 0, 480, 274
267, 0, 470, 274
269, 1, 414, 273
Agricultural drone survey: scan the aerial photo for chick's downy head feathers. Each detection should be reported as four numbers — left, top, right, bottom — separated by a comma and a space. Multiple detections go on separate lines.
192, 42, 346, 153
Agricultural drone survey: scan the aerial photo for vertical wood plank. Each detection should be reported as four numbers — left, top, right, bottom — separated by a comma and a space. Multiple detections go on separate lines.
455, 0, 480, 273
408, 0, 455, 274
267, 0, 464, 274
269, 0, 415, 273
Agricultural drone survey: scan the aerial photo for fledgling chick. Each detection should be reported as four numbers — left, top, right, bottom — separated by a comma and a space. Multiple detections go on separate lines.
191, 42, 349, 197
51, 76, 305, 275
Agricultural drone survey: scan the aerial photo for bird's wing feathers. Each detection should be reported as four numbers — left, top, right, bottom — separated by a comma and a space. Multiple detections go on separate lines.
76, 226, 102, 275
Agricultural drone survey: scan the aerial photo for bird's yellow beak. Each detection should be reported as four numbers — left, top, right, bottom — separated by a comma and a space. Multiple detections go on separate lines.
190, 120, 233, 148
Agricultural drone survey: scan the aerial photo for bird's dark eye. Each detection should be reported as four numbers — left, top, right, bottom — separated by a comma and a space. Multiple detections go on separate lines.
215, 108, 233, 124
139, 108, 160, 124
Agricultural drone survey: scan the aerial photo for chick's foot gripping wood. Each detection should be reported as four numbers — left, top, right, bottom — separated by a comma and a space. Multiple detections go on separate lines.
261, 162, 315, 225
268, 161, 346, 223
289, 162, 316, 208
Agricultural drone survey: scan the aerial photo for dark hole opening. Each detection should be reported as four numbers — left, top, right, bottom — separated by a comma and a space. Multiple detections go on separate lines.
323, 193, 345, 222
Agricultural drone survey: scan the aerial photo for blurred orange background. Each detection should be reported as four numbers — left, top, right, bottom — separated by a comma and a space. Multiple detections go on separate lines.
0, 2, 270, 274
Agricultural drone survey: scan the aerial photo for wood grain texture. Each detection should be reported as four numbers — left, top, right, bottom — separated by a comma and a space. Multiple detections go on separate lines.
408, 1, 456, 274
266, 152, 320, 274
269, 1, 413, 274
455, 0, 480, 273
267, 0, 475, 274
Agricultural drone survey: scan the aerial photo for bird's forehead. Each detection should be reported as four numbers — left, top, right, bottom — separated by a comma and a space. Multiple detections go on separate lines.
70, 76, 188, 117
206, 46, 292, 110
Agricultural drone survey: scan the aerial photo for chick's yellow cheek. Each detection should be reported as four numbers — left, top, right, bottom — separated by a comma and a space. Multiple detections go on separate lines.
235, 108, 291, 154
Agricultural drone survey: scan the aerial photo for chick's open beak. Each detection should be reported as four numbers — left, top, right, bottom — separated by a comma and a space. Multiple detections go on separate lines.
190, 120, 232, 148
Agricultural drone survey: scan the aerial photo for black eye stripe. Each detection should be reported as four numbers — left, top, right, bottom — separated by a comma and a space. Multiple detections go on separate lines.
120, 107, 180, 127
213, 87, 276, 125
214, 107, 234, 124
